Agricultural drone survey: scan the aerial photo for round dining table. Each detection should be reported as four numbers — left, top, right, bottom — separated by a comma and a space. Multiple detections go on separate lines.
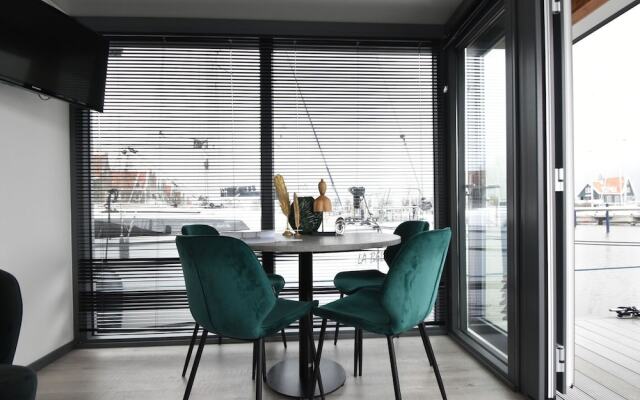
231, 230, 400, 398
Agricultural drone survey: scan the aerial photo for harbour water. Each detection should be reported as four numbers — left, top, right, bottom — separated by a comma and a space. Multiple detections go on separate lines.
575, 224, 640, 318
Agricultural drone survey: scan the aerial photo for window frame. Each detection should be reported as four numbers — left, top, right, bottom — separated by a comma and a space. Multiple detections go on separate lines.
446, 0, 519, 383
70, 34, 449, 344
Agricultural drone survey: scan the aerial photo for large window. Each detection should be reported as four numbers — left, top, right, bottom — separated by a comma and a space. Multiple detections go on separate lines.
459, 15, 509, 358
272, 40, 437, 305
75, 38, 442, 340
80, 39, 262, 339
91, 41, 262, 259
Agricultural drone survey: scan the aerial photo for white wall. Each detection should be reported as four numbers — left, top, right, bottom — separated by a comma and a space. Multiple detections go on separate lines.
0, 82, 73, 365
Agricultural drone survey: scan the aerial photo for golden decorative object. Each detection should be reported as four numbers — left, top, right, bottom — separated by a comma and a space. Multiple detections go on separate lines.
274, 174, 293, 237
314, 178, 333, 233
293, 192, 302, 238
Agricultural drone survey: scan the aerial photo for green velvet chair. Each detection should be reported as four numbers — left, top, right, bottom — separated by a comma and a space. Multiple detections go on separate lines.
312, 228, 451, 400
332, 220, 429, 345
179, 224, 287, 379
176, 235, 319, 400
0, 269, 37, 400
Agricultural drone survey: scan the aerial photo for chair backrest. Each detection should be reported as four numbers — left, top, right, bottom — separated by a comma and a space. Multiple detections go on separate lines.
383, 220, 430, 266
175, 235, 276, 340
181, 224, 220, 236
0, 269, 23, 365
381, 228, 451, 335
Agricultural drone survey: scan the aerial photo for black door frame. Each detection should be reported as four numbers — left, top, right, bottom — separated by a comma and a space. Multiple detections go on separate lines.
446, 0, 516, 381
554, 0, 577, 394
444, 1, 553, 398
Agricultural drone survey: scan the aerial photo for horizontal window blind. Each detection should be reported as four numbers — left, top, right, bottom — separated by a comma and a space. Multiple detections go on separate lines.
74, 37, 445, 341
78, 39, 262, 338
271, 40, 441, 320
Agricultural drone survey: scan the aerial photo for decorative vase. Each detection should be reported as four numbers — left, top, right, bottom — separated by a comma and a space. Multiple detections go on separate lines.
288, 196, 323, 234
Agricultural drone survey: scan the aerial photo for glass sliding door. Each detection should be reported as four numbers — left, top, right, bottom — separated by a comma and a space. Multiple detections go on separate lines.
460, 14, 510, 358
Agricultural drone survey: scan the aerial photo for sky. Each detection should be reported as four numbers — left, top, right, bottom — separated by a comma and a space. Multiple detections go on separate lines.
573, 4, 640, 193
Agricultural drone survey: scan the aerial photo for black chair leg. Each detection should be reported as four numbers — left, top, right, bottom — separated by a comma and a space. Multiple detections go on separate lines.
250, 340, 266, 382
182, 323, 199, 377
418, 323, 447, 400
252, 341, 257, 380
333, 293, 344, 345
353, 328, 359, 377
418, 323, 434, 366
311, 319, 328, 400
218, 335, 222, 345
262, 340, 267, 382
255, 338, 263, 400
183, 329, 208, 400
386, 335, 402, 400
358, 328, 363, 377
281, 329, 288, 349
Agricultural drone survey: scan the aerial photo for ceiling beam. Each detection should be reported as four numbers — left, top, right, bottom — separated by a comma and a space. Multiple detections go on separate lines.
572, 0, 609, 23
78, 17, 447, 40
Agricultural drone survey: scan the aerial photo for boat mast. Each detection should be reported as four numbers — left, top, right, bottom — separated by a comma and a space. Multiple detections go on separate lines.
289, 62, 344, 208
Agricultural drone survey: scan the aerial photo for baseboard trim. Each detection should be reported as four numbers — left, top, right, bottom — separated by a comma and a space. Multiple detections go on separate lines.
75, 324, 448, 348
27, 341, 75, 371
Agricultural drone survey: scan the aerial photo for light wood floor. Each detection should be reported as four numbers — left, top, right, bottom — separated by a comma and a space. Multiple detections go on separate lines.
37, 335, 523, 400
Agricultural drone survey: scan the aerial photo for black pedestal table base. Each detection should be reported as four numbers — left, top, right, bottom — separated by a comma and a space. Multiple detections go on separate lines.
266, 251, 347, 398
266, 359, 346, 398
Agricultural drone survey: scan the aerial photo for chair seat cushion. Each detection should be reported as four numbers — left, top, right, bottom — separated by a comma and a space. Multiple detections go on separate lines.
260, 298, 317, 337
267, 274, 286, 294
314, 288, 393, 336
0, 365, 37, 400
333, 269, 386, 295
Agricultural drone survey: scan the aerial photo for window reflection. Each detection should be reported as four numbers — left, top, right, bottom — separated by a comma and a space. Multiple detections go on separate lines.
464, 30, 509, 356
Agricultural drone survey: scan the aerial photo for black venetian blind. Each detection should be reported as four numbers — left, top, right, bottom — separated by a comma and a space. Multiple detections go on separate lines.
270, 40, 442, 317
76, 39, 262, 339
73, 37, 446, 341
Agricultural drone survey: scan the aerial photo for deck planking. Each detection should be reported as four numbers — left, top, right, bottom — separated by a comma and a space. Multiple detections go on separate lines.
571, 317, 640, 400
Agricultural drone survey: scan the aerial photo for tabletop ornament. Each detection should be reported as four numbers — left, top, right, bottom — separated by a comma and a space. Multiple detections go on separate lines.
274, 174, 293, 237
293, 192, 302, 238
275, 175, 329, 237
313, 178, 336, 235
334, 216, 346, 236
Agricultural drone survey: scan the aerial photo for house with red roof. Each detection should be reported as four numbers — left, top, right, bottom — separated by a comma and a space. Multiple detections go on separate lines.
577, 176, 636, 206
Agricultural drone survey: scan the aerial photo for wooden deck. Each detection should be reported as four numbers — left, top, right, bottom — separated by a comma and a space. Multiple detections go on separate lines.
562, 317, 640, 400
